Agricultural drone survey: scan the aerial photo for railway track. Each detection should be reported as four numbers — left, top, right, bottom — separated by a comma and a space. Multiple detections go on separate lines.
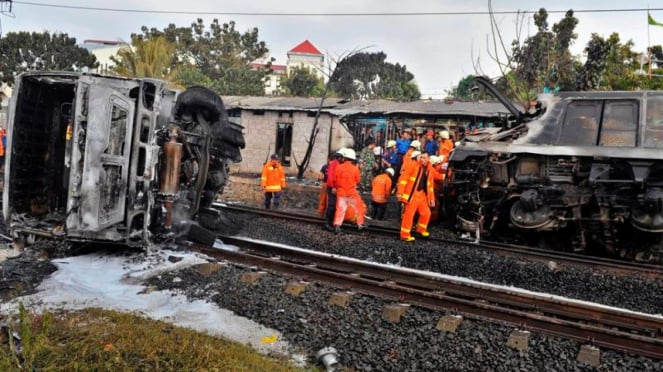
214, 203, 663, 279
190, 236, 663, 360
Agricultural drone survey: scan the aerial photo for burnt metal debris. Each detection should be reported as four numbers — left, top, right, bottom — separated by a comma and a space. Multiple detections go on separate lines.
3, 72, 245, 246
445, 76, 663, 259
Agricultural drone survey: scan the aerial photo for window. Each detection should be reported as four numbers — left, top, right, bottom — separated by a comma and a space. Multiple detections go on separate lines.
559, 99, 638, 148
276, 123, 293, 166
644, 95, 663, 148
599, 101, 637, 147
559, 101, 601, 146
105, 105, 128, 156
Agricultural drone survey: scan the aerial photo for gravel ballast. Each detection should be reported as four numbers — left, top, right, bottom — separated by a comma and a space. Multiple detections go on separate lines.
148, 260, 663, 371
227, 210, 663, 316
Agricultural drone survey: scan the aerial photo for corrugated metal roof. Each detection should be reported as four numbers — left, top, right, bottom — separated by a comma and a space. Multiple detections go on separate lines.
222, 96, 511, 117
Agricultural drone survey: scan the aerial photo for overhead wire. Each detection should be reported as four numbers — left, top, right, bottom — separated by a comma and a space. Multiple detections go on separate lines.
10, 1, 663, 17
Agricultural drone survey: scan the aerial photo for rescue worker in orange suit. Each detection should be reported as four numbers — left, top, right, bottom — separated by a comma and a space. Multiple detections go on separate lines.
332, 148, 366, 233
317, 155, 332, 217
397, 152, 435, 242
428, 156, 445, 223
438, 130, 454, 161
400, 140, 421, 175
371, 167, 394, 220
260, 153, 286, 209
324, 149, 343, 231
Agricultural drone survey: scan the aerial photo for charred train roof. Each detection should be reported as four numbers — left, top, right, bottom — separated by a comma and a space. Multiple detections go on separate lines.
459, 84, 663, 160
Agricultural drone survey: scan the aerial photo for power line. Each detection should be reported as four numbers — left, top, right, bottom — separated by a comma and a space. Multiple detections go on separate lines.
11, 1, 663, 17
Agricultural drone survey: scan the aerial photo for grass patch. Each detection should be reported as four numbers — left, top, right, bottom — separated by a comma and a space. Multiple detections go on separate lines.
0, 305, 310, 371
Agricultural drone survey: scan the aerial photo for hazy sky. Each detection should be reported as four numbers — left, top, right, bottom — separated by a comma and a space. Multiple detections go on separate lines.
3, 0, 663, 97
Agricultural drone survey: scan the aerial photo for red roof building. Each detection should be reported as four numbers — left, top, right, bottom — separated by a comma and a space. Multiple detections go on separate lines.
288, 40, 322, 55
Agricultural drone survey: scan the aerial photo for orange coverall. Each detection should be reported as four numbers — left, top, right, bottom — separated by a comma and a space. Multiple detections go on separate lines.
397, 162, 435, 240
333, 161, 366, 227
439, 139, 454, 162
260, 161, 286, 192
400, 148, 415, 174
429, 163, 445, 222
371, 173, 392, 204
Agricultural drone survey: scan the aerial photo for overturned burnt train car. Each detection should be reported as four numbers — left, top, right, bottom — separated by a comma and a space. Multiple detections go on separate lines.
445, 77, 663, 259
3, 72, 244, 246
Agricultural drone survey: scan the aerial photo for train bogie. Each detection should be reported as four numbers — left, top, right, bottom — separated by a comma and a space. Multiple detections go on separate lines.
445, 77, 663, 259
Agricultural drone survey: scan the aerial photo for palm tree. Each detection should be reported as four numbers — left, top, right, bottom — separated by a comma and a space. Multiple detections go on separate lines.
112, 36, 176, 80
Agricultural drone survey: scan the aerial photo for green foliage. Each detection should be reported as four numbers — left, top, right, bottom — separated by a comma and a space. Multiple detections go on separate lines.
134, 19, 272, 95
172, 65, 215, 90
0, 31, 98, 85
0, 307, 305, 371
511, 9, 578, 95
450, 75, 494, 100
329, 52, 420, 101
111, 35, 176, 79
281, 66, 325, 97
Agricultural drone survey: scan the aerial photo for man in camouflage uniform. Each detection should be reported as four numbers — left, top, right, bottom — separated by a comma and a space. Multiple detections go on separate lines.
359, 138, 377, 192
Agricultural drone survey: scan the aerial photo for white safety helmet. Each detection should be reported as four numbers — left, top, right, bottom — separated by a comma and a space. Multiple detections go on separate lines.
335, 148, 345, 157
411, 150, 421, 159
429, 155, 441, 165
410, 140, 421, 150
343, 148, 357, 161
387, 140, 397, 148
385, 168, 395, 176
440, 130, 450, 140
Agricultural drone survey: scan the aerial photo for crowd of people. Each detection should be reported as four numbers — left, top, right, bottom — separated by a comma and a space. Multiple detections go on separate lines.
318, 127, 456, 242
259, 127, 457, 242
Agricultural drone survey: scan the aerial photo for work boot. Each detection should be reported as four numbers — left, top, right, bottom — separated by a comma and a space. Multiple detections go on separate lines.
324, 224, 335, 232
401, 236, 415, 242
334, 226, 342, 234
417, 231, 430, 238
357, 224, 366, 231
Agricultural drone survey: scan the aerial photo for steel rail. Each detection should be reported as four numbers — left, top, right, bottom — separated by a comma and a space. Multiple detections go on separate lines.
215, 203, 663, 277
191, 238, 663, 360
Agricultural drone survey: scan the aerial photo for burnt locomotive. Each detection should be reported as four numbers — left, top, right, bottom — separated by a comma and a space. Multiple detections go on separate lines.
3, 72, 244, 246
445, 77, 663, 260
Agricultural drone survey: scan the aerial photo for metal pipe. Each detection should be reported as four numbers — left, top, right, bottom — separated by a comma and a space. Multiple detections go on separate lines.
159, 127, 182, 229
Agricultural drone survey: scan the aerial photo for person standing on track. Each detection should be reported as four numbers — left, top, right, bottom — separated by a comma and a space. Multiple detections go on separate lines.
332, 148, 366, 233
397, 152, 435, 242
260, 154, 286, 209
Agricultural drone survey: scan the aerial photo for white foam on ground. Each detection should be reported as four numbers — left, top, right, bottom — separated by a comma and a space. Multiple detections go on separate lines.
0, 249, 294, 357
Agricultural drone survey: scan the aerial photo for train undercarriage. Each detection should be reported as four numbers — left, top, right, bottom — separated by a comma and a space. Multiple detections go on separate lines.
445, 152, 663, 261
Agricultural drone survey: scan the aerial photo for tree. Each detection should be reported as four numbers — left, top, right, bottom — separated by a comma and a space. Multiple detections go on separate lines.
111, 35, 176, 79
280, 66, 324, 97
450, 74, 494, 100
134, 19, 272, 95
511, 9, 579, 93
329, 51, 420, 101
0, 31, 97, 86
576, 33, 612, 90
295, 50, 363, 179
476, 3, 580, 108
